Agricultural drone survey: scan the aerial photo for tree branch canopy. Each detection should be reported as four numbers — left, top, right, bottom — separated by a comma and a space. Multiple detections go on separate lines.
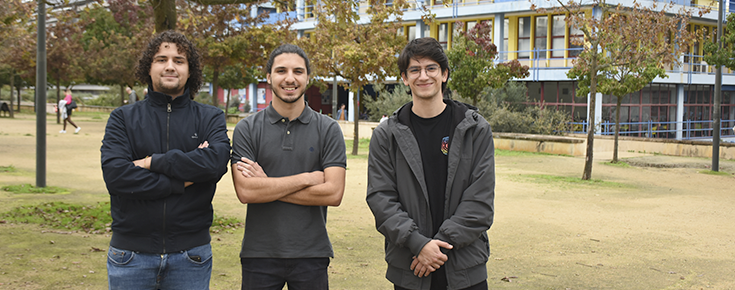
190, 0, 259, 5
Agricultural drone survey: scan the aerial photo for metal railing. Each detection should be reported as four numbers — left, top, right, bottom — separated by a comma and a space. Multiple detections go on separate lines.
568, 119, 735, 140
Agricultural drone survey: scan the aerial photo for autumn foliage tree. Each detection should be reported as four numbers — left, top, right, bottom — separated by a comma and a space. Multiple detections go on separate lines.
83, 0, 154, 105
447, 20, 529, 106
566, 1, 701, 164
47, 10, 88, 123
0, 0, 35, 116
704, 12, 735, 70
183, 3, 294, 107
301, 0, 409, 155
537, 0, 706, 179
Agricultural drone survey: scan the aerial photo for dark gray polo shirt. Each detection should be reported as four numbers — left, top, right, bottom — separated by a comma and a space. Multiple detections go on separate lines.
231, 103, 346, 258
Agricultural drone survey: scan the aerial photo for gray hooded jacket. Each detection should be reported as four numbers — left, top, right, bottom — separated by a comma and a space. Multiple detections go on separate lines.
367, 100, 495, 290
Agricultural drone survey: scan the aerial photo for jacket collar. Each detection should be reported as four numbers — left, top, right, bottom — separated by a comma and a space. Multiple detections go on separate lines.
146, 85, 192, 108
265, 101, 313, 125
395, 99, 472, 129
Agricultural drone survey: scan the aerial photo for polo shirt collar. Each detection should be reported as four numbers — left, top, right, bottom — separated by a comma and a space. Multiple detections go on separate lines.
265, 101, 313, 124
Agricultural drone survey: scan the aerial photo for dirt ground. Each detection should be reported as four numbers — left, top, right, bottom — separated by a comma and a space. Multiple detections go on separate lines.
1, 113, 734, 289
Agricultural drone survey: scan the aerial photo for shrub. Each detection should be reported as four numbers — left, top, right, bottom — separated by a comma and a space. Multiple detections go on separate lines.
365, 83, 412, 121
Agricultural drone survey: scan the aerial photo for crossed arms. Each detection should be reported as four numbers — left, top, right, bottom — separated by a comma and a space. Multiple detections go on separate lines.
232, 157, 345, 207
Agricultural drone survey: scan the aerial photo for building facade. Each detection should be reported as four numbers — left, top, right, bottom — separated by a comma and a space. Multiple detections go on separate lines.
244, 0, 735, 139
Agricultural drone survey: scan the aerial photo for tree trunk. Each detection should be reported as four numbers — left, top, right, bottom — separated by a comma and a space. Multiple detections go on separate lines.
9, 70, 15, 118
211, 68, 220, 108
612, 96, 623, 163
582, 56, 598, 180
151, 0, 177, 32
225, 89, 231, 115
351, 89, 359, 156
16, 85, 21, 112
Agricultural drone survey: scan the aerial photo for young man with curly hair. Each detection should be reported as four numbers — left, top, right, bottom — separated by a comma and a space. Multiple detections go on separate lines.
100, 30, 231, 290
367, 37, 496, 290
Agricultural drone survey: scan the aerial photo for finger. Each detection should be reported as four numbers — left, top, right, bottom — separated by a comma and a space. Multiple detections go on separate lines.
240, 157, 254, 164
410, 259, 418, 271
438, 241, 454, 250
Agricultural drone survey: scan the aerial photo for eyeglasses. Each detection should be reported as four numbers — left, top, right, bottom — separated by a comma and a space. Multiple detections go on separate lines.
406, 65, 441, 79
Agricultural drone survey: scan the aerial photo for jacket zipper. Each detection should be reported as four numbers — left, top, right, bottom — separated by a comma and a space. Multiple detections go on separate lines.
163, 102, 171, 253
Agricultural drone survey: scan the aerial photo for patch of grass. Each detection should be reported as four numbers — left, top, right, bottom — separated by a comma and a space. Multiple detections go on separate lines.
603, 161, 631, 168
24, 133, 32, 137
1, 202, 112, 233
699, 170, 732, 176
345, 138, 370, 159
211, 215, 244, 234
2, 183, 67, 194
1, 202, 244, 234
519, 174, 629, 188
0, 165, 16, 172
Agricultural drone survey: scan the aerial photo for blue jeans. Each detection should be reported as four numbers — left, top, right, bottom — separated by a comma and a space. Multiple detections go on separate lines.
107, 244, 212, 290
241, 257, 329, 290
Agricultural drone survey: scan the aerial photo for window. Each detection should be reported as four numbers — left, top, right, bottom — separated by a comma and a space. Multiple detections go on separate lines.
568, 17, 583, 57
399, 25, 417, 42
502, 18, 509, 60
304, 0, 316, 18
518, 17, 531, 59
551, 15, 565, 58
535, 16, 548, 59
438, 23, 450, 50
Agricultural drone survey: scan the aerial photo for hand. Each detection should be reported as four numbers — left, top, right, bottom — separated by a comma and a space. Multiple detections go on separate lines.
132, 156, 151, 169
410, 239, 453, 277
198, 141, 209, 149
236, 157, 267, 178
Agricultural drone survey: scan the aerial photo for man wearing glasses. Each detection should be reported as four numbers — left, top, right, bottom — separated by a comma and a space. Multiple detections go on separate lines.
366, 37, 496, 290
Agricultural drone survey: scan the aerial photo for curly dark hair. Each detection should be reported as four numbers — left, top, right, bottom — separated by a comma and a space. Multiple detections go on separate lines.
134, 31, 202, 99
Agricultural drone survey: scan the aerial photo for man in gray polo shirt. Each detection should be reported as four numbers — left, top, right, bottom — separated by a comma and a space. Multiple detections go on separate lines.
230, 44, 347, 290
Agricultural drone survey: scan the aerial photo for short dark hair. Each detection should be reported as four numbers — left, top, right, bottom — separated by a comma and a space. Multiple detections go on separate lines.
134, 31, 202, 99
397, 37, 450, 93
265, 44, 311, 75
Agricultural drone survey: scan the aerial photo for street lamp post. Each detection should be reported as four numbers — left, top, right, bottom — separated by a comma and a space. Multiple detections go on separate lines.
712, 0, 723, 171
36, 0, 47, 187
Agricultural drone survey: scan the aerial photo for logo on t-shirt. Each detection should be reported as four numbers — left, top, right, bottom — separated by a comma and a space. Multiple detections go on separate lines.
441, 136, 449, 155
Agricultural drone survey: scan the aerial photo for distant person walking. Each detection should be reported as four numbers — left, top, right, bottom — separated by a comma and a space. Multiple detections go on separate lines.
126, 86, 138, 104
59, 88, 80, 134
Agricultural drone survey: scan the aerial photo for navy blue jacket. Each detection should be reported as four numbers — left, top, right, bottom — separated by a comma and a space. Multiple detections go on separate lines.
100, 88, 231, 254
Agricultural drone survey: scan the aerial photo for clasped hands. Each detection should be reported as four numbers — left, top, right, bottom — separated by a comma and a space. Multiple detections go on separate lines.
411, 239, 453, 277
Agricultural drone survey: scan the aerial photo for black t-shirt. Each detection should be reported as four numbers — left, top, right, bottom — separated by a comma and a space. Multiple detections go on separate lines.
410, 106, 452, 236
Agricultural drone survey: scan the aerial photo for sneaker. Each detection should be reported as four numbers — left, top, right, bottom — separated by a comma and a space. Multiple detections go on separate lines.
74, 127, 81, 134
59, 130, 66, 134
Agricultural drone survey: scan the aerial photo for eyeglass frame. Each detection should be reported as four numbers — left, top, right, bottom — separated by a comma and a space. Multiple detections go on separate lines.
405, 64, 442, 79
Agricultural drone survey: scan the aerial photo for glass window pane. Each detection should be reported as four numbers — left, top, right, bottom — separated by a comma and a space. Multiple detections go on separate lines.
552, 15, 565, 36
535, 16, 547, 37
552, 38, 565, 57
543, 82, 558, 103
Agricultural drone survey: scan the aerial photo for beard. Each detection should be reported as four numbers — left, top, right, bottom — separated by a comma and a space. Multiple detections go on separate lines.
155, 78, 186, 97
272, 87, 304, 104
